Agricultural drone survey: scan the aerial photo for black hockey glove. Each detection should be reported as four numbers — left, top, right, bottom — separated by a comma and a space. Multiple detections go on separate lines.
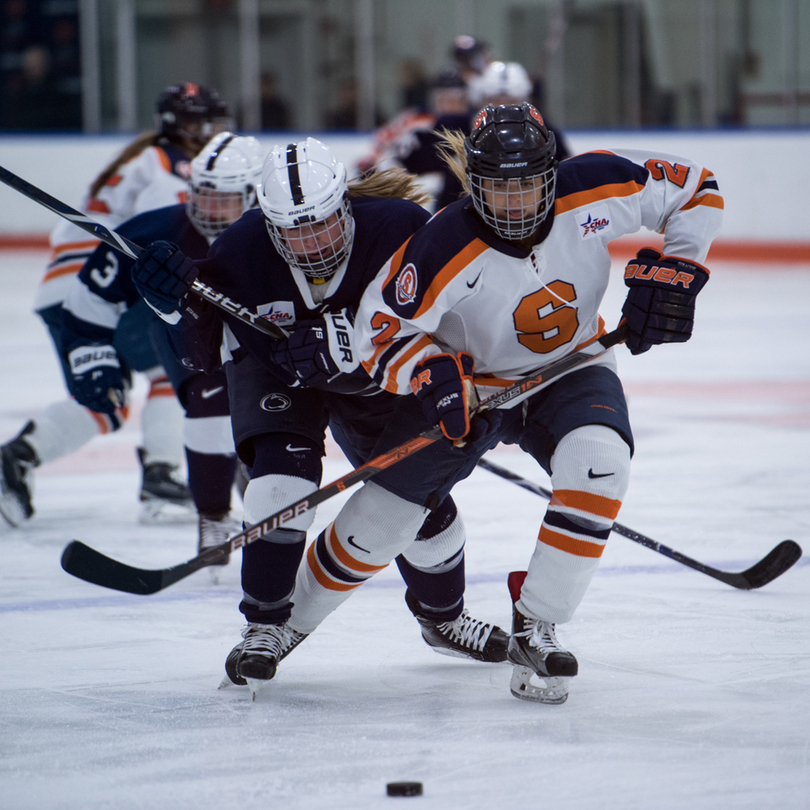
132, 240, 198, 323
621, 247, 710, 355
411, 351, 477, 442
269, 309, 360, 388
66, 342, 126, 427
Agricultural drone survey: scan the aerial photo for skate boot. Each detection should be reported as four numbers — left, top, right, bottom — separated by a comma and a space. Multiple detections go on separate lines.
506, 571, 578, 704
0, 421, 38, 527
405, 589, 509, 663
137, 447, 194, 523
220, 622, 308, 697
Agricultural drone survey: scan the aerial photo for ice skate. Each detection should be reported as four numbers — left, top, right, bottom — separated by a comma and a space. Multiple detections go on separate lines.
198, 512, 240, 583
0, 422, 37, 527
506, 571, 577, 704
219, 622, 308, 698
137, 447, 195, 524
405, 590, 509, 663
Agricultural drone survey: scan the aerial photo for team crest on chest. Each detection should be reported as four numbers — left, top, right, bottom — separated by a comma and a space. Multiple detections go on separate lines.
576, 204, 612, 239
395, 263, 419, 306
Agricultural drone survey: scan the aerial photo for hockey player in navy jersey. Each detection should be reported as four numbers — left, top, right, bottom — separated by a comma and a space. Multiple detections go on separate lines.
58, 132, 264, 563
131, 138, 509, 691
273, 104, 723, 704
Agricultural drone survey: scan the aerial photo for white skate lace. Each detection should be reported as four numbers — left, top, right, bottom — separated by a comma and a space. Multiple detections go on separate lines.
516, 620, 566, 655
241, 623, 303, 658
436, 610, 493, 652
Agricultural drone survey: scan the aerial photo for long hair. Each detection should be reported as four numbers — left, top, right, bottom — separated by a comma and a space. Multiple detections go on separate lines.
436, 128, 470, 195
89, 132, 162, 198
348, 167, 431, 207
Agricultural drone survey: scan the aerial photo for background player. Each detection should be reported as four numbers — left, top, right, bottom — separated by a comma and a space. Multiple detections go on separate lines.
56, 132, 263, 566
0, 83, 233, 527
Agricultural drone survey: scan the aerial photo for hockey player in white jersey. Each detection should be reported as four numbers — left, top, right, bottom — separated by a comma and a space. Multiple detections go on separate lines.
282, 103, 722, 703
0, 83, 233, 527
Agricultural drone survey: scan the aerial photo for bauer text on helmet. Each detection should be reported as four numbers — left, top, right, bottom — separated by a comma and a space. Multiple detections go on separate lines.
259, 138, 355, 279
465, 103, 558, 241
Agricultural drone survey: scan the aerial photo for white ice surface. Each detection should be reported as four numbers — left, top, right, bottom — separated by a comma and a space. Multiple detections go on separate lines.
1, 251, 808, 810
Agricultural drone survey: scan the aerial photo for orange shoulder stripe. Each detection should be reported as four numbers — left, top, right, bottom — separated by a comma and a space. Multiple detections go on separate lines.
154, 147, 172, 172
555, 180, 645, 215
412, 239, 489, 320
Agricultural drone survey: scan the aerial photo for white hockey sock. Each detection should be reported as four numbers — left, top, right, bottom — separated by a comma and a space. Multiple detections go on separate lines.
289, 482, 427, 633
22, 399, 102, 464
517, 425, 631, 624
140, 370, 184, 466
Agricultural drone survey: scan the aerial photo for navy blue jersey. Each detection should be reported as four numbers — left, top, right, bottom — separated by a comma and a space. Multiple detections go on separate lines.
187, 195, 430, 393
61, 204, 209, 346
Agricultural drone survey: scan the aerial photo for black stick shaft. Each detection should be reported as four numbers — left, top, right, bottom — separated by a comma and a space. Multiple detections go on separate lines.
0, 163, 287, 339
476, 457, 802, 590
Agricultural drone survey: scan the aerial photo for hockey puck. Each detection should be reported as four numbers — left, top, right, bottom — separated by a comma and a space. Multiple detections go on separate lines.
386, 781, 423, 797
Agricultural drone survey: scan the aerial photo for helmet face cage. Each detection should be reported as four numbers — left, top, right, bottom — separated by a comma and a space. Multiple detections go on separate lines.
259, 138, 355, 279
187, 132, 264, 239
465, 103, 558, 241
157, 83, 234, 149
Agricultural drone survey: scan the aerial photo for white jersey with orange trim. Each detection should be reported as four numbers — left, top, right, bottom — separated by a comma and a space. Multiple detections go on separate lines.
34, 141, 192, 312
355, 147, 723, 406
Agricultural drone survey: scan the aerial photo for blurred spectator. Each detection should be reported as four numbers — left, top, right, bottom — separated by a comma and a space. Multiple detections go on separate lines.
451, 35, 491, 83
260, 71, 290, 130
398, 57, 429, 110
325, 77, 384, 130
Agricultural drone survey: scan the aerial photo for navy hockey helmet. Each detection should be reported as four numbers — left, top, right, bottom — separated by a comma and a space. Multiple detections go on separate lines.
156, 82, 233, 149
451, 35, 490, 76
464, 103, 558, 240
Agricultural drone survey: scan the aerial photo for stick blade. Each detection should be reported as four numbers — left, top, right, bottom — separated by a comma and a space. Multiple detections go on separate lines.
736, 540, 803, 589
61, 541, 167, 595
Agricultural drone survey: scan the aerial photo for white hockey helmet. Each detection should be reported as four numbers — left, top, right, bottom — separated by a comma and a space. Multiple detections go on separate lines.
258, 137, 355, 279
467, 61, 533, 107
187, 132, 264, 239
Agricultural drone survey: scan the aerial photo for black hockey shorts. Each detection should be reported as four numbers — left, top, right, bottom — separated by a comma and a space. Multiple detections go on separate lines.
224, 352, 400, 469
368, 365, 634, 508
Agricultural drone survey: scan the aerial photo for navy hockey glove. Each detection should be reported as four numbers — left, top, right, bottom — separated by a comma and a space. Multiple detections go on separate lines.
269, 309, 359, 388
411, 351, 477, 442
621, 248, 710, 355
132, 241, 198, 323
66, 342, 126, 427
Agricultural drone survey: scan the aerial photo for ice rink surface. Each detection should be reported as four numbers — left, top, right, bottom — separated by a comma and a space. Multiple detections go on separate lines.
1, 249, 808, 810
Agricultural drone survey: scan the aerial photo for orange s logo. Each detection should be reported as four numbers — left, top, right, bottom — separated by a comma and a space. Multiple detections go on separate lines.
395, 263, 418, 306
513, 281, 579, 354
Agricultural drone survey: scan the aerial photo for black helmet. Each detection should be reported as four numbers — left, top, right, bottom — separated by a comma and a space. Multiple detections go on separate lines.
156, 82, 232, 149
464, 103, 558, 240
452, 35, 489, 75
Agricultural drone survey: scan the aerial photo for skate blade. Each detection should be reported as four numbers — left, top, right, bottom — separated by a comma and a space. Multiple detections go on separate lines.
246, 677, 272, 701
138, 498, 196, 525
509, 665, 570, 704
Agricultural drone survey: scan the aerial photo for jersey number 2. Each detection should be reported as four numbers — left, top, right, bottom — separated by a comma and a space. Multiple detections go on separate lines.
514, 281, 579, 354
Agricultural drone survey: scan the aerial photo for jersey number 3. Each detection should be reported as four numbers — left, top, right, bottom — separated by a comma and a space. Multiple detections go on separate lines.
514, 281, 579, 354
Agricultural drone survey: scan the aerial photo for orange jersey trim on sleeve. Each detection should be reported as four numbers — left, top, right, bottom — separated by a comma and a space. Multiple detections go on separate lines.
154, 147, 173, 172
554, 179, 646, 216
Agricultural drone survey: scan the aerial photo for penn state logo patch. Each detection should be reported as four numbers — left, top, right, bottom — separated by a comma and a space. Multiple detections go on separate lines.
395, 263, 418, 306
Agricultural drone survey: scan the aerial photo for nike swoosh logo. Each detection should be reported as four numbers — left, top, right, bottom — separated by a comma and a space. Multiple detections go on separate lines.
346, 535, 370, 553
467, 271, 482, 289
588, 469, 614, 479
201, 386, 224, 399
285, 444, 310, 453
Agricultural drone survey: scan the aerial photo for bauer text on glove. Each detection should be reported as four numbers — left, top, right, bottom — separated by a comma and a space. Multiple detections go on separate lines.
268, 309, 359, 388
621, 247, 710, 355
66, 342, 126, 426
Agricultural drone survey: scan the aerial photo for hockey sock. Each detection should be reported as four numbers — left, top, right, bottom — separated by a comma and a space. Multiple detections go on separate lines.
140, 370, 184, 465
186, 448, 237, 515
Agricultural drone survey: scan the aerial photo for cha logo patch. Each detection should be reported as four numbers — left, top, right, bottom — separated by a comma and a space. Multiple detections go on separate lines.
257, 301, 295, 326
577, 204, 612, 239
395, 263, 418, 306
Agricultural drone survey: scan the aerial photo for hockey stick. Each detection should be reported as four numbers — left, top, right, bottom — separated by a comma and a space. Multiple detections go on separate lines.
60, 325, 629, 594
0, 164, 287, 339
476, 457, 803, 590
